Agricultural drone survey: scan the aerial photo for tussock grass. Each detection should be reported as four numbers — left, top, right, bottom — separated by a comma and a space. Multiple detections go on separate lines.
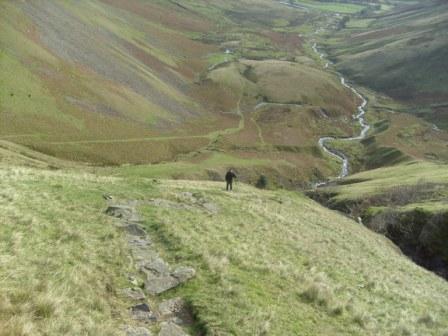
0, 165, 143, 336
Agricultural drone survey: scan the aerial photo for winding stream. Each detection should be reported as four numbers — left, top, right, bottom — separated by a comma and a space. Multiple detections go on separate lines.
312, 42, 370, 180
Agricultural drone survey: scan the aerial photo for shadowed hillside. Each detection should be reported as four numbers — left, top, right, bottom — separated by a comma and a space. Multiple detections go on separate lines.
326, 0, 448, 129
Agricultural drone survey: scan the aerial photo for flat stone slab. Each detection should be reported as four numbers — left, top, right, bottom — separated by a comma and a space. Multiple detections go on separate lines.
124, 326, 153, 336
145, 266, 196, 295
158, 322, 189, 336
158, 298, 193, 325
122, 287, 146, 301
105, 205, 134, 219
123, 224, 146, 237
128, 236, 152, 248
130, 303, 157, 322
141, 258, 171, 276
145, 275, 180, 295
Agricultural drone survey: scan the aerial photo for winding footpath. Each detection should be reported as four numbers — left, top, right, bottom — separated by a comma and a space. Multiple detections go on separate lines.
312, 42, 370, 180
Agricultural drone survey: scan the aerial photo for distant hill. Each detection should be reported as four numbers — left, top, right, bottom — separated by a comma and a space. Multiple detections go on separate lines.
0, 0, 362, 179
327, 0, 448, 129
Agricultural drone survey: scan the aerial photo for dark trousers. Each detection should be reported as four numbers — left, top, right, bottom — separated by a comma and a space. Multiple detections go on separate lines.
226, 181, 233, 191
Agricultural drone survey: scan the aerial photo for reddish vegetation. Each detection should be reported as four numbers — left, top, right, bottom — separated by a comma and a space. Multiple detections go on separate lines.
350, 27, 408, 41
262, 31, 303, 52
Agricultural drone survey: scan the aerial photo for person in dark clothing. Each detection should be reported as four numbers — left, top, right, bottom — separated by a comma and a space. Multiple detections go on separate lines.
225, 169, 237, 191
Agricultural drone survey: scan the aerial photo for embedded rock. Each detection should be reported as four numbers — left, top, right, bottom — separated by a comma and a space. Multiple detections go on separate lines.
123, 224, 146, 237
141, 258, 171, 276
158, 298, 192, 325
122, 287, 146, 301
105, 205, 134, 219
130, 303, 157, 322
145, 275, 180, 295
158, 322, 189, 336
172, 267, 195, 283
124, 326, 152, 336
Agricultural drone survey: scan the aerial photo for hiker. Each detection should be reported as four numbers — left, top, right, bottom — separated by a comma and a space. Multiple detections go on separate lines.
225, 169, 237, 191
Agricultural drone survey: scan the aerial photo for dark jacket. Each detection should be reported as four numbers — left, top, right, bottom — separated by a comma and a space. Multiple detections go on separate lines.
225, 171, 237, 182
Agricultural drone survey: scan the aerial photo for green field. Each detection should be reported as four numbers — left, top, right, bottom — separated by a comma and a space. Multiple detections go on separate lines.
291, 0, 366, 13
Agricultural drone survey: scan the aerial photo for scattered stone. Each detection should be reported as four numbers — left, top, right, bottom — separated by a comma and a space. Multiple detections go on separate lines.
105, 205, 134, 219
123, 224, 146, 237
158, 298, 192, 325
145, 266, 195, 295
128, 236, 152, 248
145, 275, 180, 295
158, 322, 189, 336
126, 215, 143, 224
141, 258, 171, 276
122, 287, 146, 301
124, 326, 153, 336
130, 303, 157, 322
172, 267, 196, 283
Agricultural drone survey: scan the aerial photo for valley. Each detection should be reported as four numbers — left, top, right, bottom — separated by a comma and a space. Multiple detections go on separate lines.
1, 0, 448, 335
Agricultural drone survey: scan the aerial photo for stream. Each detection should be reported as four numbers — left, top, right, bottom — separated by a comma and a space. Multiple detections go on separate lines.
312, 42, 370, 180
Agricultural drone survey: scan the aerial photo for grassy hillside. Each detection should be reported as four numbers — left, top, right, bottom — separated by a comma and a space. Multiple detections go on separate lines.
325, 0, 448, 129
1, 156, 448, 335
311, 160, 448, 278
326, 86, 448, 173
0, 0, 367, 183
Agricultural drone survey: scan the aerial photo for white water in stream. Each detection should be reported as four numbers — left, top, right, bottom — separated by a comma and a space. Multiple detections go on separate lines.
312, 42, 370, 180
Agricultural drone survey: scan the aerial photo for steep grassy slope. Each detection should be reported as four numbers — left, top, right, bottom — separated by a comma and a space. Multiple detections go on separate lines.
1, 158, 448, 335
326, 0, 448, 128
0, 0, 366, 183
311, 160, 448, 278
0, 0, 369, 183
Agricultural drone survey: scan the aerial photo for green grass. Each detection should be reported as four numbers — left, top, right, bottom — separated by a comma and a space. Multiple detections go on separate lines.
1, 148, 448, 335
138, 179, 448, 335
110, 152, 277, 179
0, 165, 136, 335
291, 0, 366, 13
325, 161, 448, 202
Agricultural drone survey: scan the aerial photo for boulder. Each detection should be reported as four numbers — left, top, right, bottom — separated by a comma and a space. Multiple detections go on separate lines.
105, 205, 134, 219
145, 275, 180, 295
124, 326, 152, 336
171, 267, 195, 283
130, 303, 157, 322
141, 258, 171, 276
158, 297, 192, 325
158, 322, 189, 336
